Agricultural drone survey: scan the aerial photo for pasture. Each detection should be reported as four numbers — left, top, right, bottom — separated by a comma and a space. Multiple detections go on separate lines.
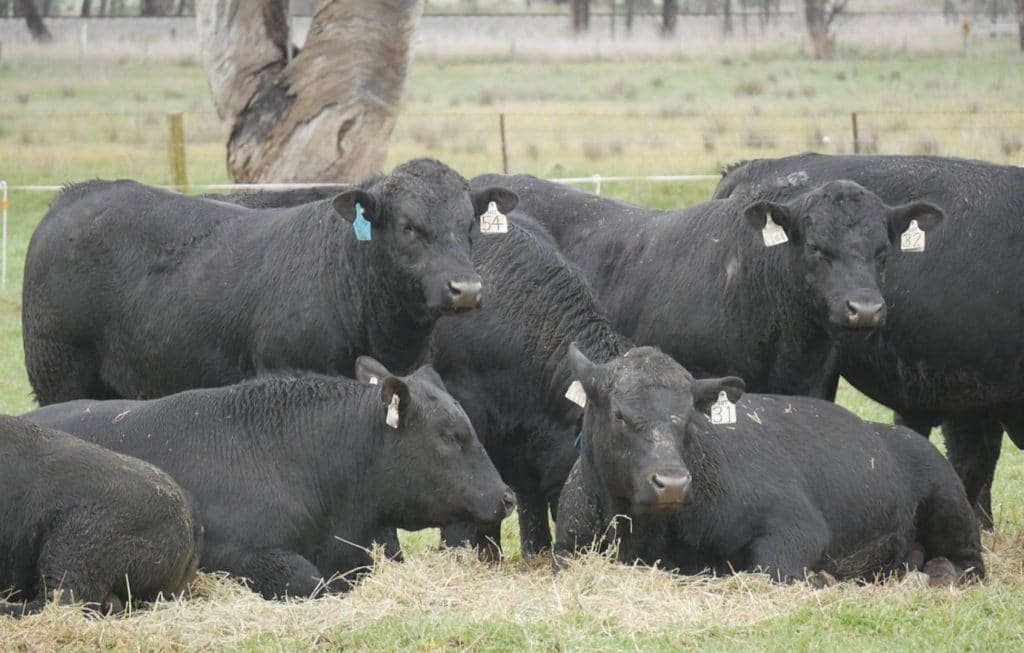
2, 34, 1024, 650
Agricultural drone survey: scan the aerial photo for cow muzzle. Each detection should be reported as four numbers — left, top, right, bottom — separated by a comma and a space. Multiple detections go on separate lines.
448, 276, 483, 311
844, 298, 886, 328
647, 468, 691, 509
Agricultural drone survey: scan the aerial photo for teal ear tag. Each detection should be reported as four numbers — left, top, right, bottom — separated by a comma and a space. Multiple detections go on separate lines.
353, 202, 372, 241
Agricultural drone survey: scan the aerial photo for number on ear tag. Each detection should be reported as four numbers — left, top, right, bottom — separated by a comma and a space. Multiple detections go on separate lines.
385, 394, 400, 429
762, 212, 788, 247
565, 380, 587, 408
353, 202, 372, 241
900, 219, 925, 252
479, 201, 508, 235
709, 391, 736, 425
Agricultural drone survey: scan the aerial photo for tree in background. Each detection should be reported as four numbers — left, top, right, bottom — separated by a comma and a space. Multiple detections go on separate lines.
803, 0, 848, 59
662, 0, 678, 35
571, 0, 590, 32
196, 0, 424, 183
14, 0, 52, 42
1018, 0, 1023, 51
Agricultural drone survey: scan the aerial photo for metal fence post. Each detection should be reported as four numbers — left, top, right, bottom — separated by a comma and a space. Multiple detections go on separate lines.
167, 112, 189, 193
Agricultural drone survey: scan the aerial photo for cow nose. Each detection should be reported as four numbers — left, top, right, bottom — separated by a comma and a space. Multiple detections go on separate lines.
449, 278, 483, 310
649, 469, 691, 506
845, 299, 885, 327
500, 490, 517, 517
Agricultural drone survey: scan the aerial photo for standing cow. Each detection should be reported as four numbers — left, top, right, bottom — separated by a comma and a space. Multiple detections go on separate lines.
22, 158, 517, 403
471, 174, 944, 398
0, 416, 202, 616
555, 345, 984, 586
714, 153, 1024, 527
23, 359, 514, 599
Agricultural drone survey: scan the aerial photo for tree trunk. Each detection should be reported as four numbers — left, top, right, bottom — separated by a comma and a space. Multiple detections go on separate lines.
197, 0, 424, 183
804, 0, 834, 59
142, 0, 174, 16
661, 0, 677, 36
81, 0, 92, 16
722, 0, 733, 35
1018, 0, 1024, 51
571, 0, 590, 32
17, 0, 53, 42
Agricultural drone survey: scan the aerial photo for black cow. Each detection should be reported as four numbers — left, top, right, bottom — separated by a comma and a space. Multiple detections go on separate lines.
216, 188, 634, 559
555, 345, 985, 586
22, 359, 514, 599
23, 158, 517, 404
714, 152, 1024, 527
0, 416, 201, 616
429, 215, 633, 558
471, 174, 943, 398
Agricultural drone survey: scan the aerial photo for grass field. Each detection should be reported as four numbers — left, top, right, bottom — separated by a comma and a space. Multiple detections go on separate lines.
1, 38, 1024, 650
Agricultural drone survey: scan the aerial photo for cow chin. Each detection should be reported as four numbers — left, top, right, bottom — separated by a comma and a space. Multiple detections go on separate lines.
630, 497, 687, 516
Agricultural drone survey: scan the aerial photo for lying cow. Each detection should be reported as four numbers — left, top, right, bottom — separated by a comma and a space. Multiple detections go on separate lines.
555, 345, 984, 586
714, 152, 1024, 527
23, 158, 517, 404
471, 174, 944, 398
0, 416, 201, 616
23, 359, 514, 599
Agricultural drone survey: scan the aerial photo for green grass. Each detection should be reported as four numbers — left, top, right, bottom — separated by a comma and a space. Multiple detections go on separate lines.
2, 46, 1024, 649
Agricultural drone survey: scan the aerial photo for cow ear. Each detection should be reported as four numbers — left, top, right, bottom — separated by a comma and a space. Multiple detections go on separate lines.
567, 342, 606, 401
743, 200, 797, 240
887, 201, 945, 243
354, 356, 392, 385
413, 363, 447, 391
471, 186, 518, 217
381, 377, 411, 427
333, 189, 379, 225
691, 376, 745, 415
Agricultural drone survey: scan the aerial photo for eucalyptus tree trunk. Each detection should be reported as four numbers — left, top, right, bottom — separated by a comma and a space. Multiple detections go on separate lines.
1018, 0, 1023, 51
803, 0, 835, 59
16, 0, 53, 42
197, 0, 424, 183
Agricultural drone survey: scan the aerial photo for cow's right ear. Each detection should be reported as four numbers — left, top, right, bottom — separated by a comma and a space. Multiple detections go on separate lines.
355, 355, 392, 385
333, 189, 379, 225
691, 376, 745, 415
567, 342, 607, 401
743, 200, 797, 241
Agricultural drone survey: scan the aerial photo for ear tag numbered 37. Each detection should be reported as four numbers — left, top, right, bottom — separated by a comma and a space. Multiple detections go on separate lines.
762, 212, 788, 247
385, 394, 400, 429
353, 202, 372, 241
900, 219, 925, 252
479, 201, 508, 235
565, 380, 587, 408
709, 391, 736, 425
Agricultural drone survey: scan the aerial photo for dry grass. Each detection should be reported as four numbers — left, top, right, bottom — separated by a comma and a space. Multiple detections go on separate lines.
2, 530, 1023, 650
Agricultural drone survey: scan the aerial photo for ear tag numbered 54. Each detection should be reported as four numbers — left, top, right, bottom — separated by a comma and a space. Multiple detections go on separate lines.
565, 380, 587, 408
385, 394, 400, 429
709, 391, 736, 425
479, 201, 508, 235
900, 219, 925, 252
762, 212, 788, 247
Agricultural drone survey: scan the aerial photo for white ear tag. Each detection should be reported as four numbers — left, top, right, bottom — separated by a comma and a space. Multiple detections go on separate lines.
479, 201, 508, 235
565, 380, 587, 408
900, 219, 925, 252
385, 394, 400, 429
709, 391, 736, 425
368, 376, 379, 385
762, 212, 789, 247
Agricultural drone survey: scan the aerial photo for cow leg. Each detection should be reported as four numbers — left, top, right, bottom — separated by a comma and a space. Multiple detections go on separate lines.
24, 342, 113, 405
743, 515, 829, 583
914, 476, 986, 583
440, 522, 502, 562
516, 490, 552, 558
942, 410, 1003, 530
893, 410, 940, 437
203, 543, 323, 599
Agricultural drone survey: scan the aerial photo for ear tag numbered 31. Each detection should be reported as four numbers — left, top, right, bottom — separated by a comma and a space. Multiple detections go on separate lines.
709, 391, 736, 425
479, 201, 508, 235
353, 202, 372, 241
900, 219, 925, 252
385, 394, 400, 429
565, 380, 587, 408
762, 212, 788, 247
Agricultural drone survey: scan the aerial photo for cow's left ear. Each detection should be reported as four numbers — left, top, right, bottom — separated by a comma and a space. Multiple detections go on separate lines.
471, 186, 518, 218
743, 200, 799, 242
691, 376, 745, 415
333, 189, 380, 225
886, 201, 945, 243
355, 355, 392, 385
567, 342, 608, 402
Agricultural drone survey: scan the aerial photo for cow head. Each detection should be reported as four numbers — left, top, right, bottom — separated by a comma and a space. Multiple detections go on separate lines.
567, 343, 744, 515
743, 180, 944, 329
333, 158, 518, 322
354, 356, 515, 529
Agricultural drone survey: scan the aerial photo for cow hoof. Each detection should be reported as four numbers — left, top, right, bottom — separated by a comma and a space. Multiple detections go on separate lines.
923, 557, 959, 588
904, 542, 925, 572
900, 570, 930, 588
806, 570, 838, 589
